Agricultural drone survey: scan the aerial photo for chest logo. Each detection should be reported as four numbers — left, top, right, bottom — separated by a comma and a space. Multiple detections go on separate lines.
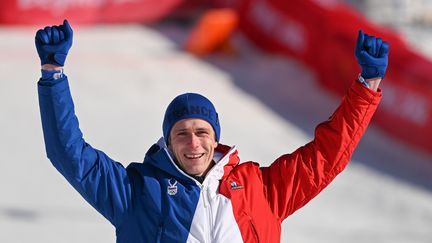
230, 181, 243, 190
167, 179, 178, 196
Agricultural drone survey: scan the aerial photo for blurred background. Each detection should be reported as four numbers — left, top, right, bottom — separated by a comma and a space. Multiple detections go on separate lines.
1, 0, 431, 242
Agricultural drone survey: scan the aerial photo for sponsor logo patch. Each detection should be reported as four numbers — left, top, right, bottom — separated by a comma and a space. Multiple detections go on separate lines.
230, 181, 243, 190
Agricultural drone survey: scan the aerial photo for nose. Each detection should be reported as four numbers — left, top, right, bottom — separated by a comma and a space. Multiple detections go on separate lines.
189, 133, 200, 148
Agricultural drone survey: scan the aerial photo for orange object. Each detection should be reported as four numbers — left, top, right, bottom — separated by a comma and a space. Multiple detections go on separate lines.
185, 8, 239, 55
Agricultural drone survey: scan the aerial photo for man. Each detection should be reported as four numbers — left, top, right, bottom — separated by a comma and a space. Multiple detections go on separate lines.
36, 20, 388, 243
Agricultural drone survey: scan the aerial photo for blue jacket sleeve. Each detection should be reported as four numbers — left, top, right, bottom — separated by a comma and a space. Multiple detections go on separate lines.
38, 76, 132, 226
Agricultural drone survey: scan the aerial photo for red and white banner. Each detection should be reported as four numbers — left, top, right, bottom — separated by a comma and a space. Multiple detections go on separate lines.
0, 0, 183, 25
214, 0, 432, 153
2, 0, 431, 153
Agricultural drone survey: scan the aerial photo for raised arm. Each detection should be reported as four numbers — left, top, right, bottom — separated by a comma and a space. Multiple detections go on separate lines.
261, 30, 389, 221
36, 20, 132, 226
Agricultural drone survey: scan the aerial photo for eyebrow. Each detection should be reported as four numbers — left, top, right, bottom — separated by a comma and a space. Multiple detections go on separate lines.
173, 127, 211, 133
195, 128, 211, 132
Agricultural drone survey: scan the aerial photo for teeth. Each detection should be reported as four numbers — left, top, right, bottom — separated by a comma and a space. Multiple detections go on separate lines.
185, 154, 203, 159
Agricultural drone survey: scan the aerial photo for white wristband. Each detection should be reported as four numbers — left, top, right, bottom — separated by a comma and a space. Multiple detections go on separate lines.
358, 74, 370, 88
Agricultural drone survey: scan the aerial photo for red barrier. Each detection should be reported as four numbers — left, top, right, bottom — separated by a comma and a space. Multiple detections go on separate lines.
0, 0, 182, 25
376, 73, 432, 151
3, 0, 431, 153
216, 0, 432, 153
237, 0, 323, 68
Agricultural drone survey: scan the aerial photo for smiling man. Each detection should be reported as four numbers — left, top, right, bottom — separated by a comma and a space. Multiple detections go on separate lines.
163, 93, 220, 182
168, 118, 217, 179
36, 20, 388, 243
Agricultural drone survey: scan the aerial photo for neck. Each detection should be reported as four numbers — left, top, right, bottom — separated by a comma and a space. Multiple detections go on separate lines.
184, 160, 216, 183
192, 175, 206, 183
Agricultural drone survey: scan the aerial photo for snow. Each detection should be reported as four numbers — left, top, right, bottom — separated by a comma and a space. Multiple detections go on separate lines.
0, 23, 431, 243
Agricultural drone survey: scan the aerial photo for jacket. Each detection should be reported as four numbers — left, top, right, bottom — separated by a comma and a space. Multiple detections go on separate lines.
37, 76, 381, 242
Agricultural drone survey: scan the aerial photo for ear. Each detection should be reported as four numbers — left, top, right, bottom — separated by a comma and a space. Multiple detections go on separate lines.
166, 137, 172, 150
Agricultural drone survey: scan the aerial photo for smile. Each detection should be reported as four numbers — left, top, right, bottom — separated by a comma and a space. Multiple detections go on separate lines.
184, 153, 204, 159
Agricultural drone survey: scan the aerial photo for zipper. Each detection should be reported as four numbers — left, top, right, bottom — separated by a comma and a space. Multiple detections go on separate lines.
201, 184, 213, 243
201, 185, 207, 208
161, 142, 238, 242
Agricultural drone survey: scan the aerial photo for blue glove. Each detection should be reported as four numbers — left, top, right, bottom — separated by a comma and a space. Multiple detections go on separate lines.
355, 30, 389, 79
35, 19, 73, 66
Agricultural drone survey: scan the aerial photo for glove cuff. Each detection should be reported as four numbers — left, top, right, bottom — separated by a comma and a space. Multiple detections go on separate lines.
361, 65, 386, 79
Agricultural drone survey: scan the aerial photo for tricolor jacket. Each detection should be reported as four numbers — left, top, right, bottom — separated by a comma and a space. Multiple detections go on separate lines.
38, 76, 381, 243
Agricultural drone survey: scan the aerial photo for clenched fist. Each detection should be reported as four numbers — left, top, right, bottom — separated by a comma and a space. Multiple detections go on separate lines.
35, 19, 73, 67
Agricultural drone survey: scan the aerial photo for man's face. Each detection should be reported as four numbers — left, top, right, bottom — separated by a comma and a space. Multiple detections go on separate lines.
168, 118, 218, 177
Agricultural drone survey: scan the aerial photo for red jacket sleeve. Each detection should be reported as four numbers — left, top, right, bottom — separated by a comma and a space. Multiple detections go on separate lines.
261, 81, 382, 222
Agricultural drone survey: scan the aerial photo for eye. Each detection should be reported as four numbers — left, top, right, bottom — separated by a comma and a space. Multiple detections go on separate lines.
177, 131, 187, 136
196, 130, 210, 136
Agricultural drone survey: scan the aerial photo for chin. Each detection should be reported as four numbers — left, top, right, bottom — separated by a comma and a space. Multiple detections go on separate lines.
187, 169, 203, 176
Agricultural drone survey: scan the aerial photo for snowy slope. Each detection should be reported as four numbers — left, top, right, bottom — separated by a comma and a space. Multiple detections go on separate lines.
0, 23, 431, 243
